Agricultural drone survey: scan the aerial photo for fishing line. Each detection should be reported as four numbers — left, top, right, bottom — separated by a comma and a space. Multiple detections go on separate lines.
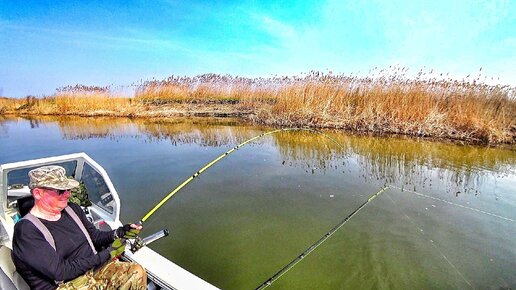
255, 187, 388, 290
390, 186, 515, 223
385, 193, 472, 287
140, 128, 345, 223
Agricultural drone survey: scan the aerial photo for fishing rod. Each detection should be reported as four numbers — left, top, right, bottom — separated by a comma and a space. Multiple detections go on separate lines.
255, 186, 388, 290
127, 127, 347, 253
139, 127, 344, 224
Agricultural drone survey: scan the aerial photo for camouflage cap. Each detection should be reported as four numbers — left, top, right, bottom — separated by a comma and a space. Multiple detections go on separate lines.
28, 165, 80, 190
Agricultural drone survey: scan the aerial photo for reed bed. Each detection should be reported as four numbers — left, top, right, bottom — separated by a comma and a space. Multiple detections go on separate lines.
52, 93, 133, 115
134, 71, 515, 143
1, 71, 515, 144
0, 97, 25, 114
266, 76, 515, 143
3, 85, 137, 116
134, 73, 275, 105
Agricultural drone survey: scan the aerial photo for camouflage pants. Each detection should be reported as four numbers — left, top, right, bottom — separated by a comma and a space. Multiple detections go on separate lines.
57, 261, 147, 290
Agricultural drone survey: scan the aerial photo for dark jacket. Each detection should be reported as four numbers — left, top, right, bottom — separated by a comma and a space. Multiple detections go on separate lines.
12, 203, 114, 290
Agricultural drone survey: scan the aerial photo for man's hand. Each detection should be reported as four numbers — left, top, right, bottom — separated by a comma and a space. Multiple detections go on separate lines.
115, 223, 142, 239
109, 238, 126, 259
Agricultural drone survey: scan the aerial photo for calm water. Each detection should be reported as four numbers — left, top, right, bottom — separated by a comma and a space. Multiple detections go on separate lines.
1, 116, 515, 290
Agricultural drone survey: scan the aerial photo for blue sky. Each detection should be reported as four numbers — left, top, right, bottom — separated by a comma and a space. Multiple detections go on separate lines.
1, 0, 514, 97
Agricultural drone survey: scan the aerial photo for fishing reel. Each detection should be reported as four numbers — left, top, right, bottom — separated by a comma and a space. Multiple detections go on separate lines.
127, 229, 170, 253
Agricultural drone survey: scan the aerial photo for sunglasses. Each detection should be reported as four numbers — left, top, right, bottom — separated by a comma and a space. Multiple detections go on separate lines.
44, 188, 70, 195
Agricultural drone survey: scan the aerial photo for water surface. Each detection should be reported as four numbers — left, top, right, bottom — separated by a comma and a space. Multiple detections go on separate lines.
1, 116, 515, 289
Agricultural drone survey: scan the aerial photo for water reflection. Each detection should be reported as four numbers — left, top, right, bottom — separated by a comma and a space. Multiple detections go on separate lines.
135, 118, 259, 147
0, 117, 8, 137
1, 116, 514, 196
57, 116, 137, 140
335, 134, 515, 194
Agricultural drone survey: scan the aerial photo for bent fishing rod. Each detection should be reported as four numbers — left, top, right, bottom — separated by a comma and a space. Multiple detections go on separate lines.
128, 127, 347, 253
138, 127, 343, 224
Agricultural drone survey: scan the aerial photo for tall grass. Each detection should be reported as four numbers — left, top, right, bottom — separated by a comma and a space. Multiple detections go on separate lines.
0, 97, 25, 114
135, 74, 274, 105
260, 75, 514, 143
133, 71, 515, 143
1, 71, 514, 144
2, 85, 136, 116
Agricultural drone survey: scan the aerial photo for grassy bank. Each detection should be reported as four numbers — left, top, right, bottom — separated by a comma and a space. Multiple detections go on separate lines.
1, 72, 515, 145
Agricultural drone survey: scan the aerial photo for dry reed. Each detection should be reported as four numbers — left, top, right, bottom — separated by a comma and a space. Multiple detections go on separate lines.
1, 71, 514, 144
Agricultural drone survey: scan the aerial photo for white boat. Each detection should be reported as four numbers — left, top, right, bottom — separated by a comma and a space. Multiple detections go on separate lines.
0, 153, 219, 290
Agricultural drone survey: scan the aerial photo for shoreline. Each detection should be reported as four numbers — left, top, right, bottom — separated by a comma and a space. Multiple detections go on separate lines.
3, 103, 514, 148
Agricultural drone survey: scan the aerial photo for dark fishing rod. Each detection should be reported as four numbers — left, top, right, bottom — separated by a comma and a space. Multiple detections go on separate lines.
255, 186, 388, 290
139, 127, 344, 224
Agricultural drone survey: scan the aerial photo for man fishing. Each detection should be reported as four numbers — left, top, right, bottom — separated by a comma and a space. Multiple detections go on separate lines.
11, 165, 147, 290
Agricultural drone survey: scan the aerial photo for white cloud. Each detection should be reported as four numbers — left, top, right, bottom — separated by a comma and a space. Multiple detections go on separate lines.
2, 22, 189, 52
259, 16, 298, 43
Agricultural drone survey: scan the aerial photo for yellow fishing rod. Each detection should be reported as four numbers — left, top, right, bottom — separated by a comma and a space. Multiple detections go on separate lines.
140, 127, 342, 223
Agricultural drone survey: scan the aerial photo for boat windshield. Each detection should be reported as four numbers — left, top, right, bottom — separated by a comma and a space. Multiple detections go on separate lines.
81, 163, 114, 214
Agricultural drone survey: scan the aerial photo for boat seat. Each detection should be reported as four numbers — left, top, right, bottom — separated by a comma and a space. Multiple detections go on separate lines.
0, 264, 17, 290
17, 196, 34, 218
0, 246, 30, 290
